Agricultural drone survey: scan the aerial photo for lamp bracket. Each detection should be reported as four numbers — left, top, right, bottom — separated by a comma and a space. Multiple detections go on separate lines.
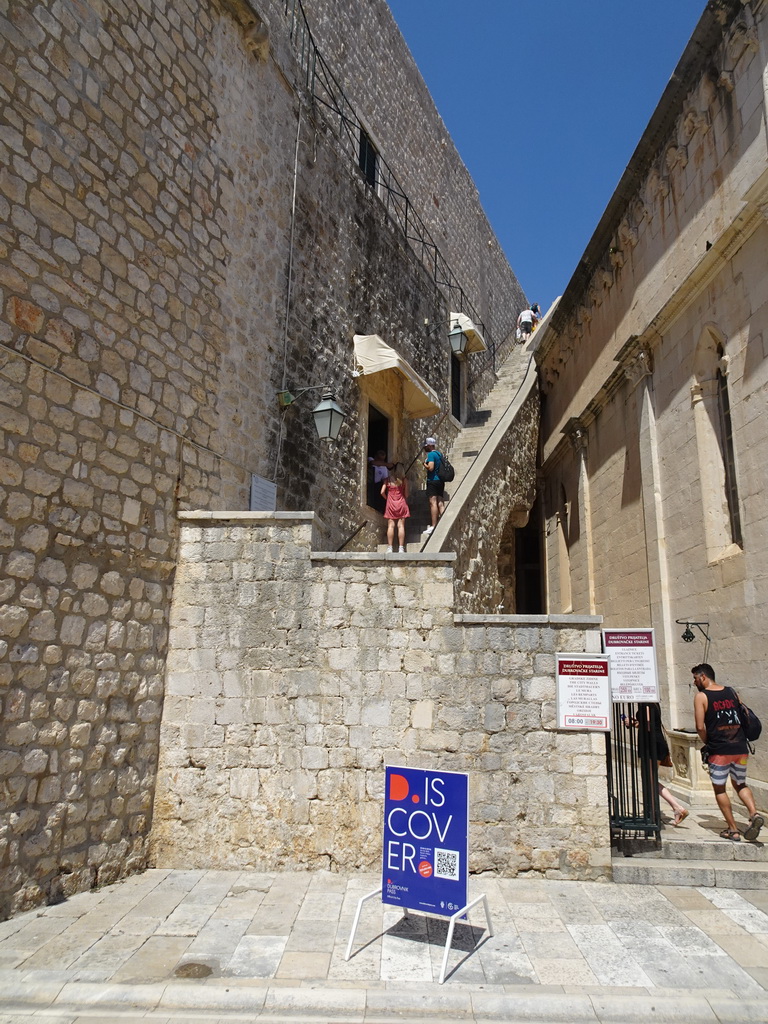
675, 618, 711, 643
277, 383, 335, 407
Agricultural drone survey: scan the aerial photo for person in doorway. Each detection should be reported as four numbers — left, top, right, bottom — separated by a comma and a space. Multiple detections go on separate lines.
423, 437, 444, 534
692, 663, 764, 841
625, 704, 688, 826
381, 462, 410, 553
516, 307, 535, 343
369, 450, 391, 484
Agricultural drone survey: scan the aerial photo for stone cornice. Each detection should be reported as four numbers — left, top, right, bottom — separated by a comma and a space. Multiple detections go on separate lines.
542, 334, 659, 470
540, 178, 766, 462
547, 0, 744, 339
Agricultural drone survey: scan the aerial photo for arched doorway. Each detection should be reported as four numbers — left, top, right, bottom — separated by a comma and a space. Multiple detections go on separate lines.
497, 498, 544, 614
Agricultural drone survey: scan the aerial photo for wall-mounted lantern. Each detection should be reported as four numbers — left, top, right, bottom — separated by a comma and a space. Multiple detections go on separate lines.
277, 386, 347, 440
448, 320, 467, 356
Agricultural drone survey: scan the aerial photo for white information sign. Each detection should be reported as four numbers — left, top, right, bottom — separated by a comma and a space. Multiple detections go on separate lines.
250, 473, 277, 512
601, 628, 659, 702
555, 654, 612, 731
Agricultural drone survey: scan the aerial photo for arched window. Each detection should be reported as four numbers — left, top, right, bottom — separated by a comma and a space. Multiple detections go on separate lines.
716, 356, 742, 547
691, 326, 742, 558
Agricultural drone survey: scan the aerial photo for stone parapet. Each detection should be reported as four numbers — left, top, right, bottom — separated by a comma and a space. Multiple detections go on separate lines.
426, 362, 540, 612
151, 514, 610, 880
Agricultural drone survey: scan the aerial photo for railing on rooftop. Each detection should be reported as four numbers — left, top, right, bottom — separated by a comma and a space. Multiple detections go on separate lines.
282, 0, 500, 375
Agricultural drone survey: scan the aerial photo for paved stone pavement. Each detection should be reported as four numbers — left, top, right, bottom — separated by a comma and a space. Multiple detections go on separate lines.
1, 868, 768, 1022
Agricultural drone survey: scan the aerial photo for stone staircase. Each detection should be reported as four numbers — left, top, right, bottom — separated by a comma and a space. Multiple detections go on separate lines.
377, 341, 534, 553
612, 804, 768, 888
410, 346, 533, 551
445, 353, 530, 478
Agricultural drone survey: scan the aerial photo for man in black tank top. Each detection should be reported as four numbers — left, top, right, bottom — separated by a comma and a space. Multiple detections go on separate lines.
693, 663, 764, 842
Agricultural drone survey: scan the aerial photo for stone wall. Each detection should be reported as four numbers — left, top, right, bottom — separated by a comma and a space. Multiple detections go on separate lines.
0, 0, 527, 916
430, 364, 539, 613
302, 0, 528, 381
533, 0, 768, 798
151, 513, 610, 880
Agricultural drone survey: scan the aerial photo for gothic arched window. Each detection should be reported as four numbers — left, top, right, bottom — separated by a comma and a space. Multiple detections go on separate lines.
691, 327, 743, 558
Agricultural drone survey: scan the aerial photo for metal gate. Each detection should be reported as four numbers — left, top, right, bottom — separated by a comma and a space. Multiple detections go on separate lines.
605, 701, 661, 850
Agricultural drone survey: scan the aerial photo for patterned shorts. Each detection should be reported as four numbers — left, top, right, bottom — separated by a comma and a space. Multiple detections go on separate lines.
708, 755, 748, 787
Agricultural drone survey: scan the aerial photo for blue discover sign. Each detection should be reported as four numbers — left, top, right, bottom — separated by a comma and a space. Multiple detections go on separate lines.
382, 765, 468, 914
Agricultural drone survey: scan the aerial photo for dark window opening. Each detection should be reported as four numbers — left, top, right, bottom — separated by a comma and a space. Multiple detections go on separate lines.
515, 499, 545, 613
359, 128, 378, 188
716, 356, 742, 547
366, 404, 389, 512
450, 353, 462, 422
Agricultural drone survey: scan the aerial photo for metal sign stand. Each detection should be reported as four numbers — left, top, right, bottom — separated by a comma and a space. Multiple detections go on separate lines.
344, 887, 494, 985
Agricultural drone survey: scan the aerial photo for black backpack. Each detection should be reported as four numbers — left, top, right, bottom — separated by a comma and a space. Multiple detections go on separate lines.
735, 692, 762, 742
436, 451, 455, 483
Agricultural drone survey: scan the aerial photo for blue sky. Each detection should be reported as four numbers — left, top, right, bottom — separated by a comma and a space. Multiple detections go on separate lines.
387, 0, 706, 310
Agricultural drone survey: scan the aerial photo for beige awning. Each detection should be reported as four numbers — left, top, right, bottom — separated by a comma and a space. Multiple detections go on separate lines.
353, 335, 440, 419
449, 312, 487, 354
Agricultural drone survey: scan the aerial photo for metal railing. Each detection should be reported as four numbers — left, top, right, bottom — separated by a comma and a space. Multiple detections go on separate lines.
281, 0, 496, 364
606, 701, 661, 851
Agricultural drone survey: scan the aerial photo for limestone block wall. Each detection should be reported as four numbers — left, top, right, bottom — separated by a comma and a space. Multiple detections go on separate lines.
301, 0, 528, 373
0, 0, 527, 917
151, 513, 610, 880
534, 0, 768, 796
430, 367, 539, 613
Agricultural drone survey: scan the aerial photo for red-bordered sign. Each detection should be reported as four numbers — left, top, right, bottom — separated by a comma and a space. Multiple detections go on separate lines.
555, 654, 612, 731
601, 628, 659, 702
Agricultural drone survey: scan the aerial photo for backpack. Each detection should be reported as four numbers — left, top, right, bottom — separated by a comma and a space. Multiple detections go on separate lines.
735, 692, 762, 743
435, 451, 455, 483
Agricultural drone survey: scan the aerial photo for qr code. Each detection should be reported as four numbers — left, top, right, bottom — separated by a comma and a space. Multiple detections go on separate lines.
434, 847, 460, 880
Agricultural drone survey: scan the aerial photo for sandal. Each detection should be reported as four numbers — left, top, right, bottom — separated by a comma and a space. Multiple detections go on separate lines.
673, 809, 689, 826
719, 828, 741, 842
744, 815, 764, 842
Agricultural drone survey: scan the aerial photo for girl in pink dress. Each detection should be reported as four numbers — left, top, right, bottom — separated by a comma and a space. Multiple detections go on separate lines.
381, 463, 410, 553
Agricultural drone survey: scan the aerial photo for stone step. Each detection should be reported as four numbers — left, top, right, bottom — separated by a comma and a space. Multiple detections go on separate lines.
612, 856, 768, 888
620, 837, 768, 862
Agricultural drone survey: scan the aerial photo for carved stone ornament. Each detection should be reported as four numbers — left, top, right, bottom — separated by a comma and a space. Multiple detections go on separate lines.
718, 70, 735, 92
576, 304, 592, 326
564, 419, 588, 454
673, 745, 689, 780
609, 248, 624, 269
561, 331, 576, 363
647, 166, 670, 202
727, 19, 759, 61
665, 144, 688, 173
571, 428, 588, 454
618, 218, 639, 249
624, 346, 653, 387
597, 267, 614, 290
717, 353, 730, 377
630, 198, 649, 226
541, 365, 559, 393
243, 11, 270, 58
681, 108, 710, 142
697, 74, 718, 113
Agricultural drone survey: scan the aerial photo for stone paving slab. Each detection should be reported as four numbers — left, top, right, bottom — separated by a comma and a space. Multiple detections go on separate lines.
1, 869, 768, 1021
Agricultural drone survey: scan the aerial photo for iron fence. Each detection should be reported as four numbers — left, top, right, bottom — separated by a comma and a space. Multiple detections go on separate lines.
606, 701, 662, 851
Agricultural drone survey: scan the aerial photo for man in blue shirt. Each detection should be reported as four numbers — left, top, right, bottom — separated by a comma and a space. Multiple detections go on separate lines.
423, 437, 445, 535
